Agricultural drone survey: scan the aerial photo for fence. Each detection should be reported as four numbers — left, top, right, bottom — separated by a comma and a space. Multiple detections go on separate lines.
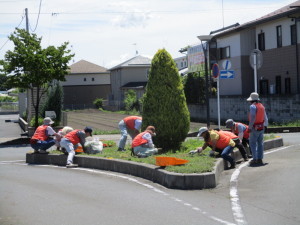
0, 102, 19, 114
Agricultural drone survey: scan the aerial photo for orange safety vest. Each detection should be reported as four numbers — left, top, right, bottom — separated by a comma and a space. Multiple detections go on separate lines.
254, 103, 265, 124
64, 129, 81, 145
233, 122, 250, 139
208, 130, 231, 150
131, 131, 149, 148
124, 116, 142, 130
31, 125, 49, 141
219, 130, 238, 139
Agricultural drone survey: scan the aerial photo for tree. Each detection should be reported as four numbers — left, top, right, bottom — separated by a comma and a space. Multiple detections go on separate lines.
0, 28, 74, 127
183, 72, 206, 104
142, 49, 190, 150
41, 82, 64, 125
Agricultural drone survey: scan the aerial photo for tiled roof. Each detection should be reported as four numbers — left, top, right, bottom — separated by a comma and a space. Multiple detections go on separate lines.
70, 60, 108, 74
109, 55, 151, 70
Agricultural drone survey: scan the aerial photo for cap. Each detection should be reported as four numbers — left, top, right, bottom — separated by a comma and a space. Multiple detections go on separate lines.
247, 92, 260, 101
145, 126, 156, 136
61, 126, 74, 135
225, 119, 234, 128
84, 126, 93, 136
197, 127, 208, 137
43, 117, 54, 125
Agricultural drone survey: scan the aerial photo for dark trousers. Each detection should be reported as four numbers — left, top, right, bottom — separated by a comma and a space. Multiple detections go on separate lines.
31, 139, 56, 151
242, 138, 252, 156
232, 138, 248, 160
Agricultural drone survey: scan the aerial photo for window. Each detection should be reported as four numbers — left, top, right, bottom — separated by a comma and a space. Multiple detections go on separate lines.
260, 79, 269, 95
275, 76, 281, 94
276, 26, 282, 48
291, 24, 297, 45
258, 33, 265, 51
218, 46, 230, 59
84, 78, 86, 81
285, 78, 291, 94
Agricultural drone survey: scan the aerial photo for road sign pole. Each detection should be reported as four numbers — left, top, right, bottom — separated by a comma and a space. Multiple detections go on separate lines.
254, 53, 257, 92
217, 77, 220, 129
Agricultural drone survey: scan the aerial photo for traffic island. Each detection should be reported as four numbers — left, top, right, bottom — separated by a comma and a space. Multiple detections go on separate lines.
26, 137, 283, 190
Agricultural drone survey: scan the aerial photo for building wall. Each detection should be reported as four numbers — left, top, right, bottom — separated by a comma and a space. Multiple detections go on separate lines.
61, 73, 110, 86
63, 85, 111, 109
110, 66, 149, 104
188, 94, 300, 124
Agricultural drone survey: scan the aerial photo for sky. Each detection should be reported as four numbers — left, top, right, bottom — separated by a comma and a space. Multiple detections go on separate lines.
0, 0, 297, 69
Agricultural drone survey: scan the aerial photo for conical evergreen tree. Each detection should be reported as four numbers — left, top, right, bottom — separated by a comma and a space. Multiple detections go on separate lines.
142, 49, 190, 150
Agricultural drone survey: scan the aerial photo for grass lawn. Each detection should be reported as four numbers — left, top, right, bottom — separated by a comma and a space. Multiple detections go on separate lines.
51, 134, 277, 174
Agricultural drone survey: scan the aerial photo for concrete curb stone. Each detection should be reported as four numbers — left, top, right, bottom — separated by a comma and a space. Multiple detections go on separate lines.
26, 137, 283, 190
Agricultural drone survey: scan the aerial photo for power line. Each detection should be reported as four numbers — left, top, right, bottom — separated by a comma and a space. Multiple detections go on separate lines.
30, 0, 43, 32
0, 11, 25, 52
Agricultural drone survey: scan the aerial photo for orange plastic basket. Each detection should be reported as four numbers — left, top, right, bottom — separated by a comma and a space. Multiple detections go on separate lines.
155, 156, 189, 167
75, 145, 84, 153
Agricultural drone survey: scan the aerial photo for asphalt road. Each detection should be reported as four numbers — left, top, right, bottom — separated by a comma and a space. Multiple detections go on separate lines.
1, 114, 300, 225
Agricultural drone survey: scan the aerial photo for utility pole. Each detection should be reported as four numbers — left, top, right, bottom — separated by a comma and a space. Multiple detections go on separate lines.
25, 8, 29, 32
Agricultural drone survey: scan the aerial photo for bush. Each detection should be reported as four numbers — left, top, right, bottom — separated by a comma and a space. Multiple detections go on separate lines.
124, 90, 140, 112
142, 49, 190, 151
93, 98, 103, 109
41, 82, 63, 124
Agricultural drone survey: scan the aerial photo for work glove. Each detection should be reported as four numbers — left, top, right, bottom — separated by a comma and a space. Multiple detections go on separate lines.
189, 150, 198, 155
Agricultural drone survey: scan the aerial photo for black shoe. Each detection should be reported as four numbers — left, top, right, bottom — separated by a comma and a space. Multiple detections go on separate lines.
229, 164, 236, 169
256, 159, 263, 165
117, 148, 126, 151
249, 159, 258, 166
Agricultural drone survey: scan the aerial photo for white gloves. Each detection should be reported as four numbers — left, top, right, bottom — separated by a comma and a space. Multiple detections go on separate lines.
189, 147, 203, 155
189, 150, 198, 154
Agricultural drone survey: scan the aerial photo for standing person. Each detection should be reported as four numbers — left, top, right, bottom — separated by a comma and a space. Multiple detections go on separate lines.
190, 127, 236, 169
60, 127, 93, 168
30, 117, 60, 154
118, 116, 142, 151
247, 92, 268, 166
225, 119, 252, 157
132, 126, 159, 158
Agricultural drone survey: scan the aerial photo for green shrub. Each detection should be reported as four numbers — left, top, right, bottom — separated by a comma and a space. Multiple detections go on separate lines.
142, 49, 190, 151
124, 90, 140, 112
41, 82, 63, 124
93, 98, 103, 109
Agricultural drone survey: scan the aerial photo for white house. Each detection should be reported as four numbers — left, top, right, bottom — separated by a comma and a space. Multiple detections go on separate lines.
108, 55, 151, 110
61, 60, 111, 109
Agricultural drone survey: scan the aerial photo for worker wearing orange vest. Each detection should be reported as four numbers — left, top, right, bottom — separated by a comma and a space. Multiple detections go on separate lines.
190, 127, 236, 169
30, 117, 60, 154
118, 116, 142, 151
131, 126, 159, 158
247, 92, 268, 166
225, 119, 252, 158
218, 130, 248, 161
60, 126, 93, 168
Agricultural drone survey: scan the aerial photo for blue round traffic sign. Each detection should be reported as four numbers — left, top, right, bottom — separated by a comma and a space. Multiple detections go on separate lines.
212, 63, 220, 78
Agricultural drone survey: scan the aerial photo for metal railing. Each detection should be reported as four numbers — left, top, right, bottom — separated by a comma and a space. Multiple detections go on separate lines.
0, 102, 19, 113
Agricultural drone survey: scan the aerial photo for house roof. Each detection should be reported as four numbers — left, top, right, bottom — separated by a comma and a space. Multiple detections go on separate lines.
69, 60, 108, 74
214, 0, 300, 38
109, 55, 151, 71
121, 82, 148, 89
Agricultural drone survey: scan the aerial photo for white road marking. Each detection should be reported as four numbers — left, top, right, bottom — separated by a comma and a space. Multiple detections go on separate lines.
229, 145, 297, 225
1, 160, 235, 225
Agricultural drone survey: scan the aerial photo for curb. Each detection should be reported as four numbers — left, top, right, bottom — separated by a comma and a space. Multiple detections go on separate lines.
26, 137, 283, 190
